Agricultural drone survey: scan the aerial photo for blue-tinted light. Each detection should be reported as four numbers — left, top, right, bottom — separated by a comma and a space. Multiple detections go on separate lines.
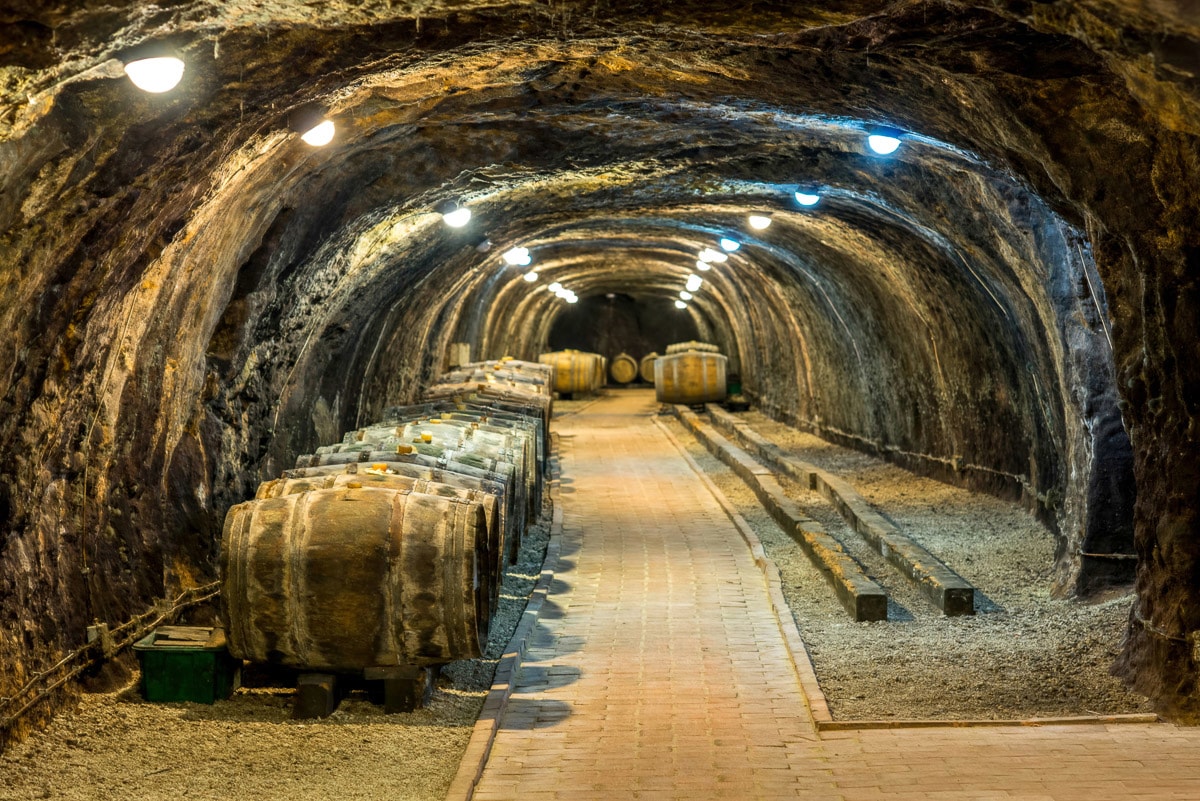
868, 134, 902, 155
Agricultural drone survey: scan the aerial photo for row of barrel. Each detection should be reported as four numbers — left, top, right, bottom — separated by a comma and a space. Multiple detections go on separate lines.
540, 343, 729, 404
219, 359, 553, 674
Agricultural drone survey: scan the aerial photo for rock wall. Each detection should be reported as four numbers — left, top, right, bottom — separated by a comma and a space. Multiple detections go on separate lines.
0, 1, 1197, 724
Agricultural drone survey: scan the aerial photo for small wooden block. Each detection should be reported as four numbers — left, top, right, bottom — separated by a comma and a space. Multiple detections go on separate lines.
293, 673, 338, 719
365, 665, 435, 713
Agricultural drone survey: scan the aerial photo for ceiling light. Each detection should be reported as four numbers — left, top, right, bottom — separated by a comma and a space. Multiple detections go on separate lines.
548, 282, 563, 293
123, 56, 185, 93
565, 295, 578, 304
696, 260, 711, 271
503, 246, 531, 266
443, 207, 471, 227
679, 291, 693, 300
685, 274, 703, 292
720, 238, 741, 251
699, 248, 728, 263
748, 215, 772, 230
675, 300, 688, 309
868, 135, 901, 155
523, 271, 538, 282
794, 191, 820, 206
867, 126, 904, 155
300, 119, 335, 146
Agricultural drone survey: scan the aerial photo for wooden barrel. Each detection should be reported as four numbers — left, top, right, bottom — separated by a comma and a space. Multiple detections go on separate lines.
655, 351, 728, 404
468, 359, 554, 388
639, 353, 658, 383
610, 353, 638, 385
441, 368, 550, 394
257, 472, 504, 617
594, 356, 607, 389
378, 406, 547, 483
283, 461, 520, 567
294, 447, 528, 547
221, 487, 490, 670
424, 384, 553, 428
538, 350, 600, 395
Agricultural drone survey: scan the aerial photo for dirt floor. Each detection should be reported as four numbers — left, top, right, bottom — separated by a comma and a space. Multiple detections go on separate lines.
0, 504, 552, 801
663, 410, 1152, 722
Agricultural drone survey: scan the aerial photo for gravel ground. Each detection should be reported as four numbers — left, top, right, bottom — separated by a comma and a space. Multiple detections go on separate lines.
663, 412, 1151, 721
0, 502, 553, 801
2, 405, 1152, 799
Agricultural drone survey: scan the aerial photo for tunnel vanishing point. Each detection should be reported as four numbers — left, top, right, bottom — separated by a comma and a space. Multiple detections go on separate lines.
0, 0, 1198, 731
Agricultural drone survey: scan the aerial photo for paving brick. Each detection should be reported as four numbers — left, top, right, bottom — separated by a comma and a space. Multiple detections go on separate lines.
464, 391, 1200, 801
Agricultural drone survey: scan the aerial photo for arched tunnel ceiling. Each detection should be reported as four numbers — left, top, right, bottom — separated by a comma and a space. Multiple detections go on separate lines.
1, 1, 1199, 722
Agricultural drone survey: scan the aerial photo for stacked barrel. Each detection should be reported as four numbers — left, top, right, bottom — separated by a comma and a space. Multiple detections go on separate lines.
655, 341, 728, 404
665, 340, 720, 354
609, 353, 639, 385
639, 353, 659, 383
219, 358, 551, 675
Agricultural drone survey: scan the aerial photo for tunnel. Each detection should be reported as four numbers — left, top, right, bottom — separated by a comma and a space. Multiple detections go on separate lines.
1, 0, 1199, 769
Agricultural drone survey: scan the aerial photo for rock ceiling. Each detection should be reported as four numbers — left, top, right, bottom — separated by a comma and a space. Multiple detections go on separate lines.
0, 1, 1198, 720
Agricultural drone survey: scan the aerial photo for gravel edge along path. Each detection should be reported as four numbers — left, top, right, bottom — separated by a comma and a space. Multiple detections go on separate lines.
661, 412, 1151, 722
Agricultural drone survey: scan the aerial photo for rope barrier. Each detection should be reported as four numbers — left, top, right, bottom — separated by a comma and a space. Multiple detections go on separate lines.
0, 582, 220, 733
1130, 608, 1193, 644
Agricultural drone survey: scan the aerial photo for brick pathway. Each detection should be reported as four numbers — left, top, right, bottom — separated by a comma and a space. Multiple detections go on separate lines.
469, 390, 1200, 801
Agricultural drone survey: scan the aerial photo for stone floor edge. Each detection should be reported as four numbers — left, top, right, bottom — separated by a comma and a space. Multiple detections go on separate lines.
444, 436, 565, 801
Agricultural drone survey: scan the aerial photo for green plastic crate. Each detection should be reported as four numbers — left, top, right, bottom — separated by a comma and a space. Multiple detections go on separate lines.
133, 626, 240, 704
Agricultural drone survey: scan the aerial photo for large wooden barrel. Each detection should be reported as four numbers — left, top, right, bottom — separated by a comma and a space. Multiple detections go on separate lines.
639, 353, 658, 383
538, 350, 600, 395
609, 353, 638, 384
257, 472, 504, 616
221, 487, 490, 670
655, 351, 728, 404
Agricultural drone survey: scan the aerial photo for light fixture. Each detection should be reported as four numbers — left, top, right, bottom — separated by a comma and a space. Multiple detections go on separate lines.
523, 271, 538, 282
794, 190, 820, 206
748, 215, 772, 230
720, 238, 741, 251
565, 295, 578, 304
699, 248, 728, 263
503, 247, 531, 266
435, 199, 471, 228
548, 282, 563, 293
867, 126, 904, 155
123, 56, 186, 93
685, 274, 703, 293
300, 119, 335, 147
696, 260, 712, 271
675, 300, 688, 309
680, 291, 693, 300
